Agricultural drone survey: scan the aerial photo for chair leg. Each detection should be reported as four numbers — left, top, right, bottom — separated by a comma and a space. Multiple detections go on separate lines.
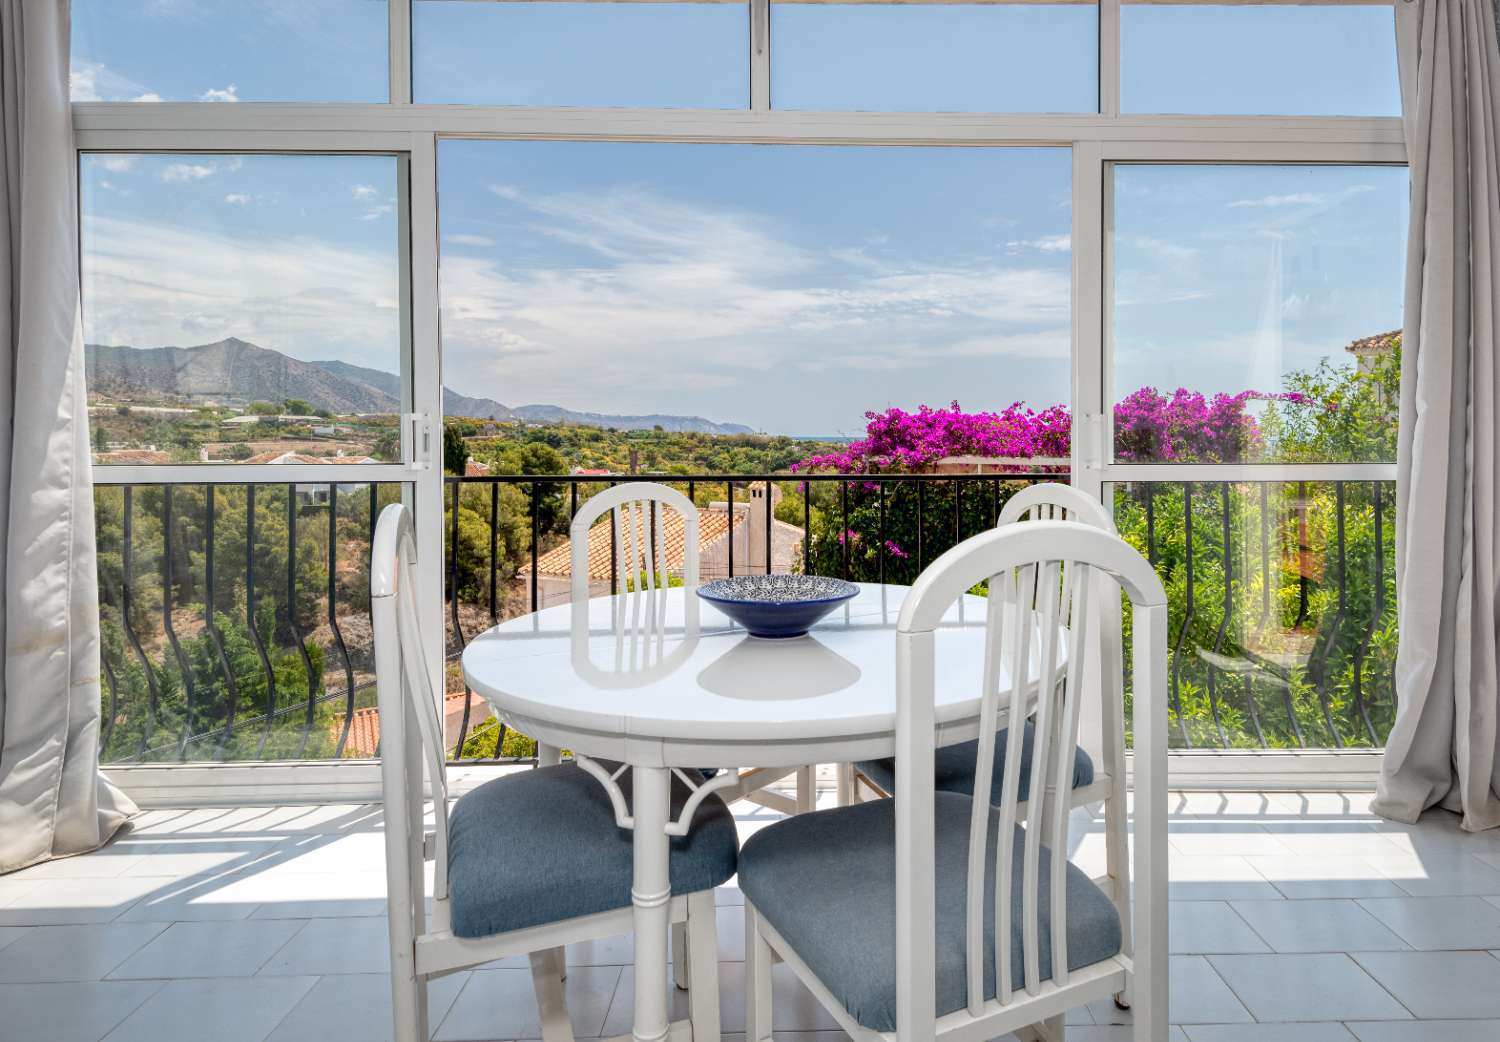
686, 891, 722, 1042
530, 948, 576, 1042
389, 968, 429, 1042
744, 903, 773, 1042
835, 763, 855, 806
795, 765, 816, 813
672, 921, 689, 990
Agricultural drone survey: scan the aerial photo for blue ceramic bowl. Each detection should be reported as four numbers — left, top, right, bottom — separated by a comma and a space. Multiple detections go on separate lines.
696, 575, 859, 639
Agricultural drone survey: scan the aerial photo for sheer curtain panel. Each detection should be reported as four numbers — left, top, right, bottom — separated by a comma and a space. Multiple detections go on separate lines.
1374, 0, 1500, 830
0, 0, 134, 873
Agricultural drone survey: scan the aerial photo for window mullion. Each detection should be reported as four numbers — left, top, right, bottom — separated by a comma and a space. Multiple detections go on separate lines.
1100, 0, 1121, 118
390, 0, 413, 104
751, 0, 770, 111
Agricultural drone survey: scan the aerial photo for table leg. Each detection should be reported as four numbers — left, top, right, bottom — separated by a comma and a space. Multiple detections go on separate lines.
631, 766, 673, 1042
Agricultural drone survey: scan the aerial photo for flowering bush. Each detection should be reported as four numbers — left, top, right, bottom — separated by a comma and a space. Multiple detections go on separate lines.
793, 388, 1319, 474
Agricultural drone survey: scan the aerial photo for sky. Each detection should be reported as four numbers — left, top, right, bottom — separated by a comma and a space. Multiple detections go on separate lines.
72, 1, 1406, 438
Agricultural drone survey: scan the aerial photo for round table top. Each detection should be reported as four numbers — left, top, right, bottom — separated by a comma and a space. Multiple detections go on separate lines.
461, 583, 1056, 768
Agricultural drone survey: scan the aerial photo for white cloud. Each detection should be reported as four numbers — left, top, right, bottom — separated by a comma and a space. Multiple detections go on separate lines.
224, 193, 253, 206
1005, 234, 1071, 255
198, 84, 240, 103
80, 213, 400, 369
132, 93, 164, 103
351, 184, 380, 201
437, 185, 1070, 413
160, 163, 217, 183
359, 203, 395, 221
1228, 185, 1375, 209
445, 233, 497, 248
94, 156, 138, 174
70, 61, 155, 103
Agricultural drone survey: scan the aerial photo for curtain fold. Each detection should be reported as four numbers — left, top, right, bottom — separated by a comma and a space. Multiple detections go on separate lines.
1373, 0, 1500, 830
0, 0, 135, 873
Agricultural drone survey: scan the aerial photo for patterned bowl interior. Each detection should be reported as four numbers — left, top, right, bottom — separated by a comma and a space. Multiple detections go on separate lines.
696, 575, 858, 605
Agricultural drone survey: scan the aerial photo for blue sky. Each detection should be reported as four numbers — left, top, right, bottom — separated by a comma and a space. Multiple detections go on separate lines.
72, 2, 1406, 437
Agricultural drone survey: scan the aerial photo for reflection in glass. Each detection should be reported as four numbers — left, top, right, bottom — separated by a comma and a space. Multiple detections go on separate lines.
771, 2, 1098, 112
1111, 164, 1408, 464
81, 154, 404, 464
1115, 480, 1397, 750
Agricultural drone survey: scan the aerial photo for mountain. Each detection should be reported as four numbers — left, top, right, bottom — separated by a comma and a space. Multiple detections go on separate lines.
84, 338, 755, 434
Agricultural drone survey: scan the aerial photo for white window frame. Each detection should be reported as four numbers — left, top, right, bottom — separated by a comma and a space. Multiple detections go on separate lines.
77, 0, 1404, 800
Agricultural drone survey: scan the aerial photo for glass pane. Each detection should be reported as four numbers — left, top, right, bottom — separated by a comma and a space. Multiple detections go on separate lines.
96, 482, 406, 763
771, 1, 1098, 112
1116, 480, 1397, 750
81, 154, 404, 465
413, 1, 748, 107
1122, 2, 1400, 116
71, 0, 388, 103
436, 142, 1072, 755
1111, 164, 1408, 464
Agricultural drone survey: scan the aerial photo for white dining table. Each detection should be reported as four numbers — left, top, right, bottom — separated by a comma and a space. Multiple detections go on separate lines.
461, 582, 1056, 1042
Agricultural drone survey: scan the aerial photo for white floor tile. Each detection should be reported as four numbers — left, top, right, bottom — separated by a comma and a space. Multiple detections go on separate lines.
1357, 896, 1500, 950
119, 837, 289, 879
0, 922, 169, 983
1068, 1028, 1189, 1042
0, 980, 162, 1042
257, 917, 393, 976
1245, 856, 1408, 901
1254, 823, 1407, 859
1351, 950, 1500, 1019
0, 877, 172, 926
1168, 822, 1292, 858
0, 841, 154, 881
0, 925, 31, 951
434, 965, 621, 1041
264, 971, 469, 1042
1088, 956, 1252, 1026
1204, 953, 1410, 1022
1184, 1025, 1356, 1042
1346, 1021, 1500, 1042
1365, 852, 1500, 897
1169, 902, 1270, 954
100, 975, 318, 1042
1266, 792, 1378, 819
1227, 899, 1408, 953
1167, 855, 1282, 902
108, 919, 307, 979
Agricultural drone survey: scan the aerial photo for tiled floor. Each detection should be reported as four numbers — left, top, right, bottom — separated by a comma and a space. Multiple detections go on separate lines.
4, 787, 1500, 1042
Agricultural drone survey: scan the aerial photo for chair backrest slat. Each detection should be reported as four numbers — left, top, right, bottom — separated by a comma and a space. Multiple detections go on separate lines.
896, 519, 1167, 1032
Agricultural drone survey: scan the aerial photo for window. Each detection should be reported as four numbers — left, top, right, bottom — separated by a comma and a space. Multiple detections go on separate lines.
771, 1, 1098, 112
1111, 164, 1409, 464
437, 141, 1072, 445
71, 0, 388, 103
1121, 2, 1401, 116
81, 153, 406, 465
412, 1, 749, 107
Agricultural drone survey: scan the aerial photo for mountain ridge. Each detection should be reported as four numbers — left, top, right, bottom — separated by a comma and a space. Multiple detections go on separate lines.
84, 338, 755, 435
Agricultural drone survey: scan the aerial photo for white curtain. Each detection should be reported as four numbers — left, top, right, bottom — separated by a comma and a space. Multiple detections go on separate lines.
1373, 0, 1500, 830
0, 0, 135, 873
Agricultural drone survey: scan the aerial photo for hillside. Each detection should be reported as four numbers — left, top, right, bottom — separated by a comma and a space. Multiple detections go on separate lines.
84, 338, 754, 434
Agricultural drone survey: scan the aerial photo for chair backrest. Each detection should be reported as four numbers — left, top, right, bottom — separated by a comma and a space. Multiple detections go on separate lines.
998, 481, 1117, 533
998, 482, 1120, 767
891, 522, 1168, 1035
372, 502, 454, 937
568, 482, 701, 601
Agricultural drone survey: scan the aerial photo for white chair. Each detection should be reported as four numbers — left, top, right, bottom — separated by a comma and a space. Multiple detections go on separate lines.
373, 502, 735, 1042
741, 520, 1170, 1042
849, 483, 1119, 812
567, 482, 818, 816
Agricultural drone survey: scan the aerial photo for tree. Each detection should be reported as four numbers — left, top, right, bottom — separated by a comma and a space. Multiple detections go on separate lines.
443, 422, 469, 475
283, 398, 314, 416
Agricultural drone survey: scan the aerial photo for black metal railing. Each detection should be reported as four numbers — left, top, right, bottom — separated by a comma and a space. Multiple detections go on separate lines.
96, 481, 402, 764
1118, 479, 1397, 750
94, 472, 1399, 763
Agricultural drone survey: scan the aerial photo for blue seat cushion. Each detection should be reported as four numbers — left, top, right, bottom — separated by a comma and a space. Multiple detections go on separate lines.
738, 793, 1121, 1032
855, 721, 1094, 806
446, 763, 738, 938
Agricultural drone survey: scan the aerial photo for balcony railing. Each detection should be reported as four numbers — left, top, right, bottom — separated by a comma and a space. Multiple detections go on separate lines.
93, 472, 1397, 765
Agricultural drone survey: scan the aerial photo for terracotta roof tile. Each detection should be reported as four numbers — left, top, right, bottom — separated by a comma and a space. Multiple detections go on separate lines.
1345, 330, 1400, 356
526, 506, 742, 581
337, 692, 478, 758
